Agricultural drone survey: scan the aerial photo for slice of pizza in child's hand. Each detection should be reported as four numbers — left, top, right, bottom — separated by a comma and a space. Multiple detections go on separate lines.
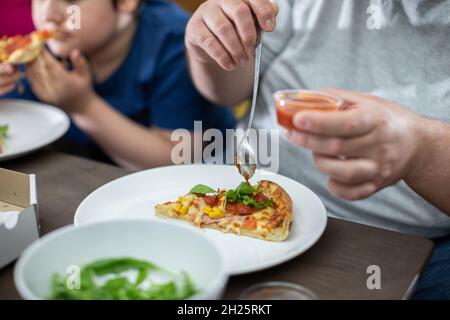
0, 30, 57, 96
155, 181, 293, 242
0, 30, 54, 65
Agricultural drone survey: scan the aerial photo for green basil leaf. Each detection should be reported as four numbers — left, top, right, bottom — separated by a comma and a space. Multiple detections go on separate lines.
255, 202, 267, 208
49, 257, 197, 300
225, 189, 238, 203
255, 199, 275, 208
189, 184, 216, 194
242, 195, 256, 206
84, 258, 156, 275
177, 271, 197, 299
235, 182, 257, 195
136, 268, 149, 285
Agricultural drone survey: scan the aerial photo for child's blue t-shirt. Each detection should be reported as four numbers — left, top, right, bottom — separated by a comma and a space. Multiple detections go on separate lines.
2, 0, 235, 162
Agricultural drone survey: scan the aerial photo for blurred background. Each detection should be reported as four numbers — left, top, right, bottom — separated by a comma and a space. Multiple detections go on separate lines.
175, 0, 205, 13
174, 0, 250, 118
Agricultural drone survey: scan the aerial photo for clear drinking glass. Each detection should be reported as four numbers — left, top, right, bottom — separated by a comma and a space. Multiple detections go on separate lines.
273, 90, 343, 130
239, 281, 319, 300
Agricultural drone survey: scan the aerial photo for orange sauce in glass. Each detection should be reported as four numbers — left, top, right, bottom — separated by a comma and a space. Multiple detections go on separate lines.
274, 90, 342, 130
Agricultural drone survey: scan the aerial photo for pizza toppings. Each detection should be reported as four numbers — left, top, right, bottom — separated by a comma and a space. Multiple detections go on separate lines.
174, 203, 188, 215
189, 184, 216, 195
173, 196, 191, 215
36, 30, 55, 40
203, 206, 225, 219
243, 217, 257, 230
225, 202, 260, 215
187, 182, 275, 217
203, 195, 219, 207
254, 192, 269, 203
224, 182, 274, 214
155, 180, 293, 242
4, 36, 32, 56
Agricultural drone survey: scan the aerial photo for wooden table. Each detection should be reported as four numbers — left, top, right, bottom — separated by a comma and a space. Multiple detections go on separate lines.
0, 150, 434, 300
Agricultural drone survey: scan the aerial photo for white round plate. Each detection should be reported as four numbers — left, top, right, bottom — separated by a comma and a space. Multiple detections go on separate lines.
0, 99, 70, 161
74, 165, 327, 275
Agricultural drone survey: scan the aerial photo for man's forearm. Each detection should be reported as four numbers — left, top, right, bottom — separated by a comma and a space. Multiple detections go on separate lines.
187, 50, 254, 106
71, 95, 174, 170
405, 117, 450, 215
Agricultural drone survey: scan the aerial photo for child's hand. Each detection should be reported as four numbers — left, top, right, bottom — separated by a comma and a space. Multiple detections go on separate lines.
0, 64, 22, 95
26, 49, 96, 114
185, 0, 278, 71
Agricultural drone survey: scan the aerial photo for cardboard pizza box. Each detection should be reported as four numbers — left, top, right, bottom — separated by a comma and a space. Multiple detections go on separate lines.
0, 168, 39, 269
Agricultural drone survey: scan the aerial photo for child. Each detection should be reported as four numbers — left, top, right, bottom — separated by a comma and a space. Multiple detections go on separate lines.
0, 0, 235, 169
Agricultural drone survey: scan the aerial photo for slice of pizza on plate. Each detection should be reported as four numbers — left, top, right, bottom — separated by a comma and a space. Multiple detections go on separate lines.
155, 181, 293, 242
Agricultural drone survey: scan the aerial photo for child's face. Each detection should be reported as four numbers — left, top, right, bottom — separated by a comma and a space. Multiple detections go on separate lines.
32, 0, 130, 58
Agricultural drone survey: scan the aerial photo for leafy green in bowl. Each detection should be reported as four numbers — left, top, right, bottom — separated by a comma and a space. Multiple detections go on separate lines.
50, 258, 197, 300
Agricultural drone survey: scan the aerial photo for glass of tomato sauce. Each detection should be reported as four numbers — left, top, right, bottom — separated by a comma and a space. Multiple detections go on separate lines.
273, 90, 344, 130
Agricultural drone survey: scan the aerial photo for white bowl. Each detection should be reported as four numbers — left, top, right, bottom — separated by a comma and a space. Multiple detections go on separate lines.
14, 219, 228, 300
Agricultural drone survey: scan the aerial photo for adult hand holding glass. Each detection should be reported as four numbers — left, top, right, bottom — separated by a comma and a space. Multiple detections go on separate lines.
286, 89, 448, 211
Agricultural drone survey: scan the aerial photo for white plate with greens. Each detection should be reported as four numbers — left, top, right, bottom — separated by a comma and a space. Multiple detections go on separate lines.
74, 165, 328, 275
0, 99, 70, 161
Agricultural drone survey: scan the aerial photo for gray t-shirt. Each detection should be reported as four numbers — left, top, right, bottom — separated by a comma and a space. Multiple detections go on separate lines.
254, 0, 450, 238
